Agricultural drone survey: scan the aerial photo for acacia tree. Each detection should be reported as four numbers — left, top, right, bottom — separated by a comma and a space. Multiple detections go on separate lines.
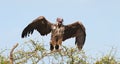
13, 40, 88, 64
0, 39, 120, 64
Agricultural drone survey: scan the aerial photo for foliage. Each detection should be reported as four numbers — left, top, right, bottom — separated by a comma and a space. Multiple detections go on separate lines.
13, 39, 89, 64
0, 49, 9, 64
95, 48, 120, 64
0, 39, 120, 64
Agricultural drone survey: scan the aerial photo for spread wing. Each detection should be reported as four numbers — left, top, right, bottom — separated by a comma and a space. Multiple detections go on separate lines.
22, 16, 53, 38
63, 21, 86, 50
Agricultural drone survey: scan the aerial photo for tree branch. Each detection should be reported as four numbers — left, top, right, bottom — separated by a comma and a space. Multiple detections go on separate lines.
10, 43, 19, 64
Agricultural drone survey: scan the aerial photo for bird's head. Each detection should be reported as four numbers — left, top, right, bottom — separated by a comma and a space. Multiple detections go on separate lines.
56, 17, 63, 27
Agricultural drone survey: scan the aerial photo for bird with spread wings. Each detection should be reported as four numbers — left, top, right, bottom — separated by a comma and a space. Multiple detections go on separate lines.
22, 16, 86, 51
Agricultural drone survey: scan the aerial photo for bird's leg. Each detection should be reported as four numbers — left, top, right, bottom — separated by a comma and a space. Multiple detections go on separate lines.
50, 44, 54, 51
50, 40, 57, 51
55, 44, 59, 50
55, 38, 62, 51
50, 40, 54, 51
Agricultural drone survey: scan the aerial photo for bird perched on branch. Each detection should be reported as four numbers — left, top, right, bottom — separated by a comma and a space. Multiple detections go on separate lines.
21, 16, 86, 51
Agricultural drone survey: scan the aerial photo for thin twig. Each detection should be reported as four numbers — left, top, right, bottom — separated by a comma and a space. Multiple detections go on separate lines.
10, 43, 19, 64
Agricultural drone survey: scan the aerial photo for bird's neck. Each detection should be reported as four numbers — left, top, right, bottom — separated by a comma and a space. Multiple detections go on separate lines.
57, 24, 63, 28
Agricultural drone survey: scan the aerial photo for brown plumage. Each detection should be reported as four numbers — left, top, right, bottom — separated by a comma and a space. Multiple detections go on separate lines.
22, 16, 86, 51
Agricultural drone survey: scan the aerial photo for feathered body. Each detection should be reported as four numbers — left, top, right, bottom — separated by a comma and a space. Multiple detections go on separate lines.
22, 16, 86, 51
50, 24, 65, 50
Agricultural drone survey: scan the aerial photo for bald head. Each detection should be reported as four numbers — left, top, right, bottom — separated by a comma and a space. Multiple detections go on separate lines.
56, 17, 63, 27
57, 17, 63, 23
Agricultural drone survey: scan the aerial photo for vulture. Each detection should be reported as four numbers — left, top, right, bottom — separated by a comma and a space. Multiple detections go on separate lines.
22, 16, 86, 51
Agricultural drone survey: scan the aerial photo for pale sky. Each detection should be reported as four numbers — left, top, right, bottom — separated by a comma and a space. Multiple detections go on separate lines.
0, 0, 120, 59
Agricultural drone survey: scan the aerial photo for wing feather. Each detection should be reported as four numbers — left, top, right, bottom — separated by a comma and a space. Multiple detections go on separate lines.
22, 16, 53, 38
63, 21, 86, 50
